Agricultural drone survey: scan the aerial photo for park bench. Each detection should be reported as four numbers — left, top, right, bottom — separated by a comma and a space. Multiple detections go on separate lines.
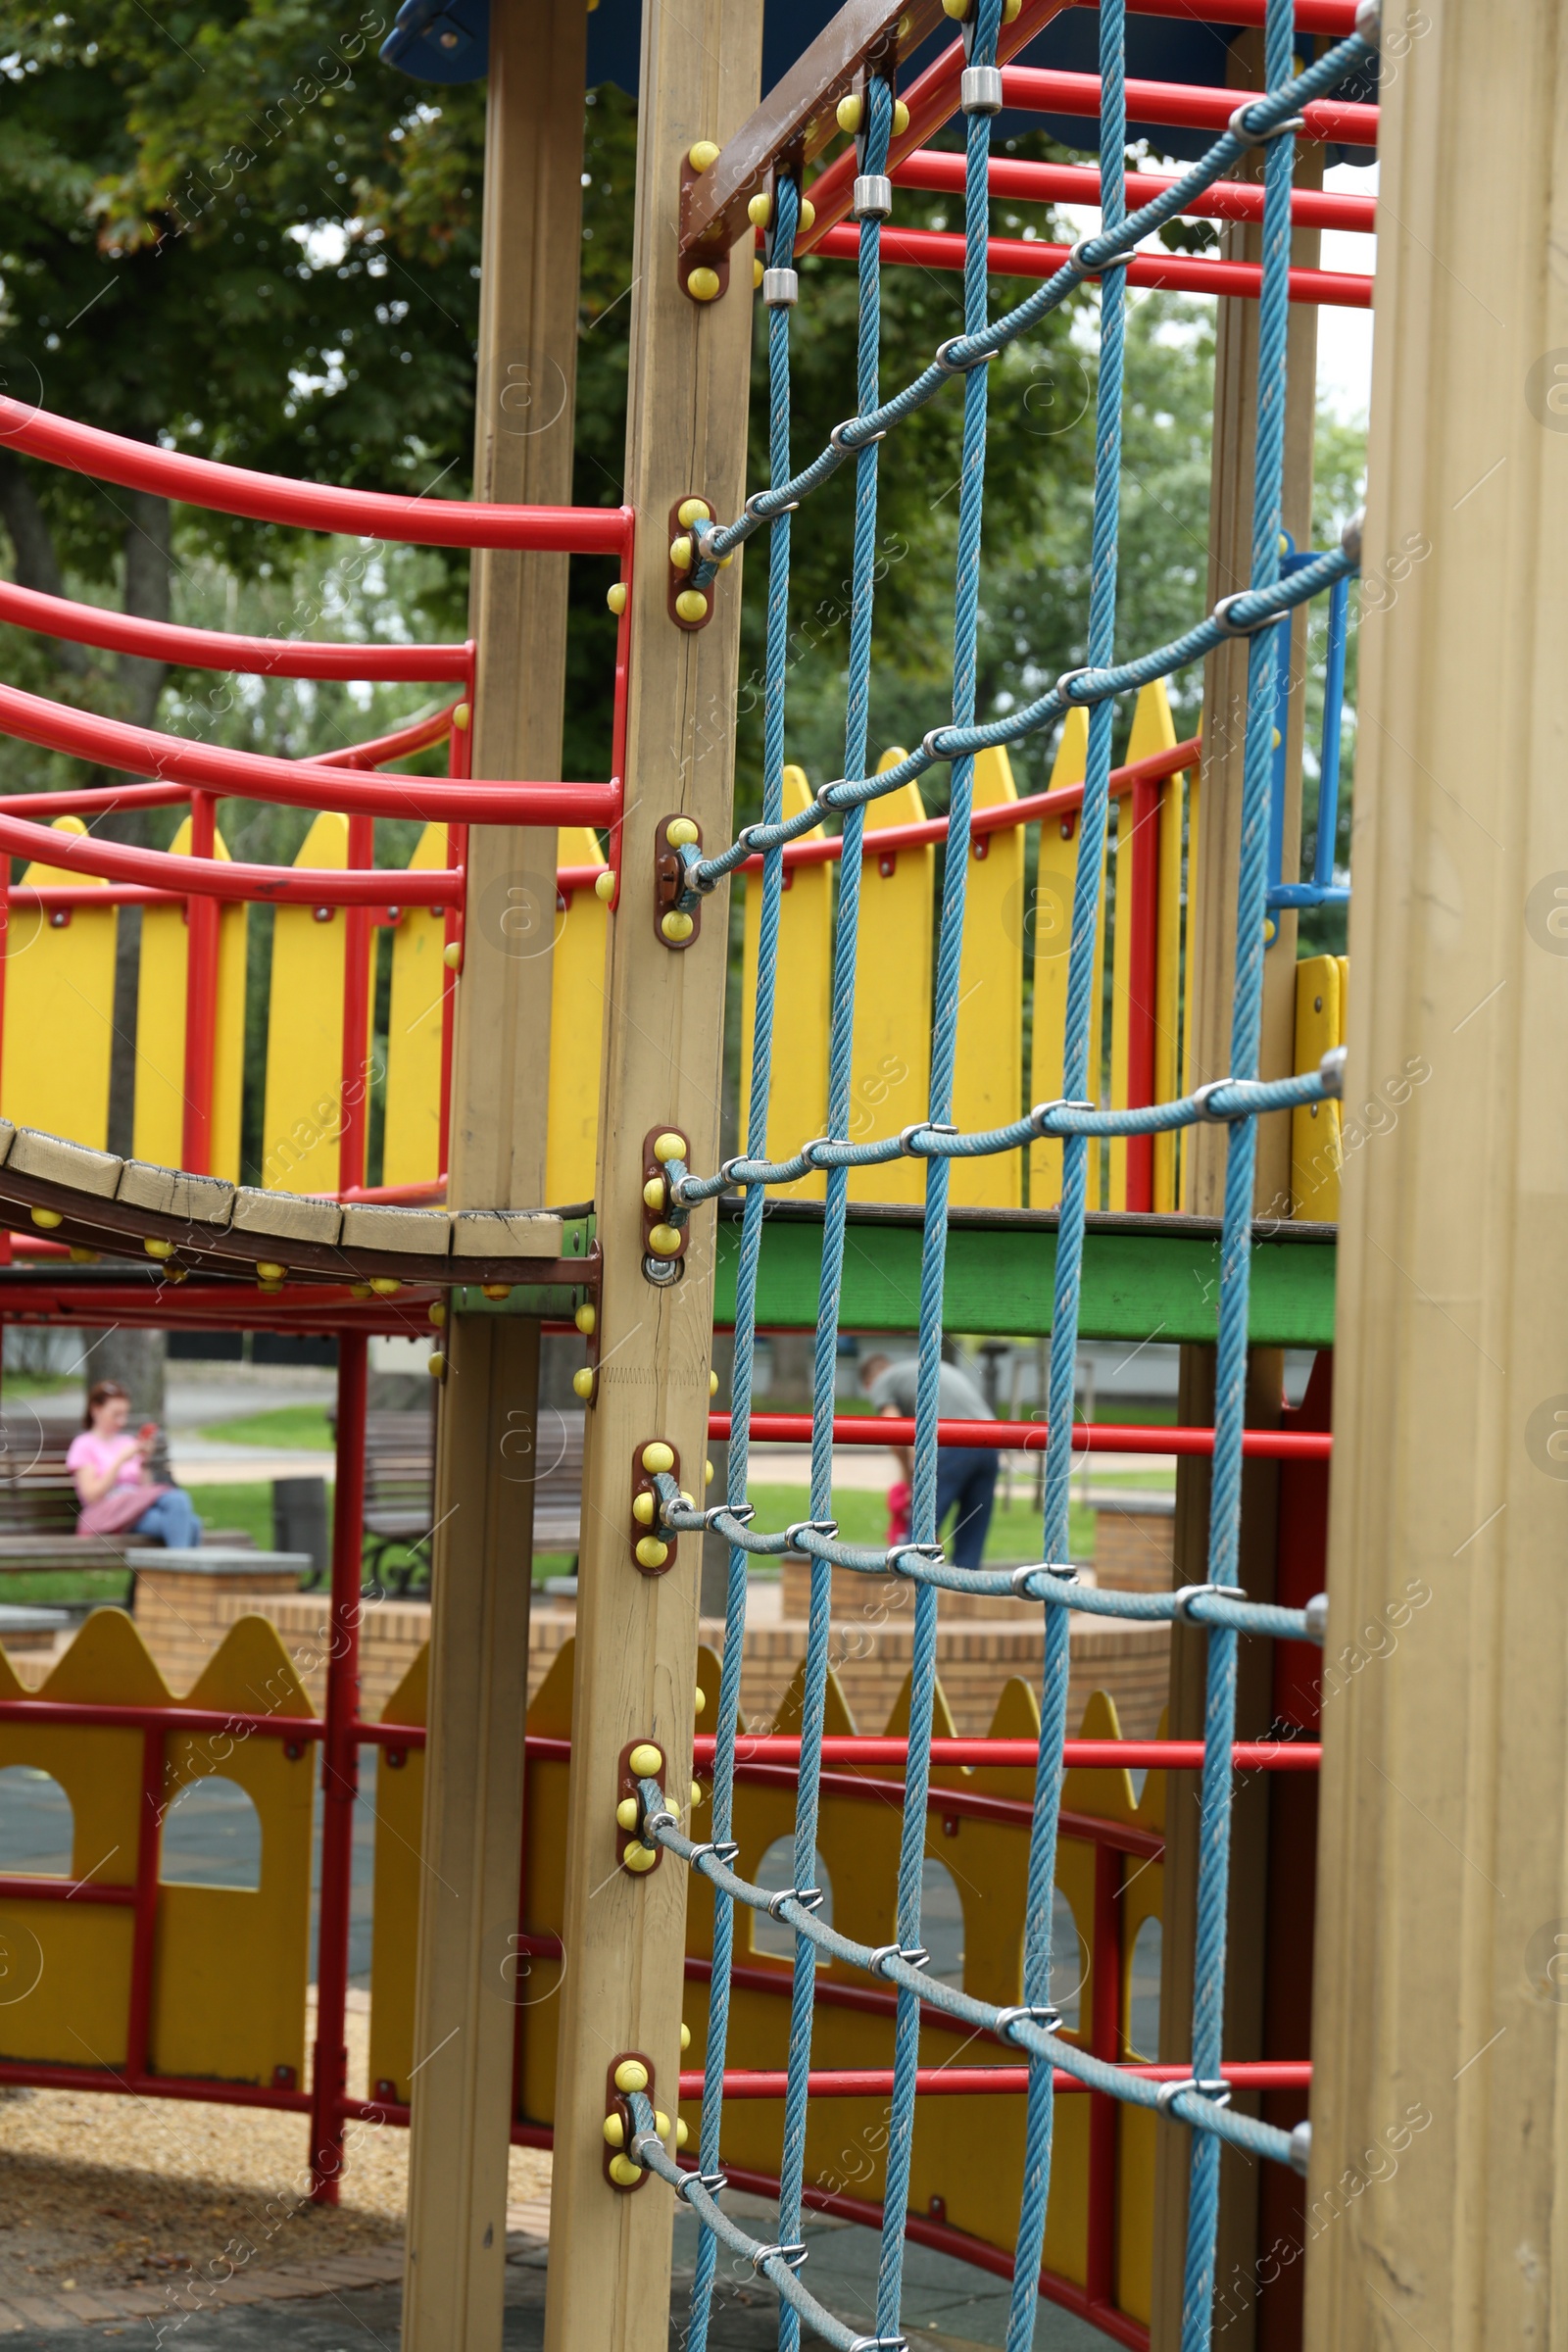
0, 1416, 264, 1593
351, 1406, 586, 1592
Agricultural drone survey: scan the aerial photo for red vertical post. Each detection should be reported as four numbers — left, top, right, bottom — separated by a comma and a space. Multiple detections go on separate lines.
123, 1724, 167, 2081
310, 1329, 367, 2202
1124, 774, 1160, 1211
1084, 1839, 1122, 2310
181, 790, 220, 1176
337, 813, 375, 1195
0, 843, 10, 1264
439, 690, 472, 1179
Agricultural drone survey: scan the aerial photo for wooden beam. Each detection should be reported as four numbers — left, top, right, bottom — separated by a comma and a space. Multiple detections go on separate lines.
403, 5, 587, 2347
540, 6, 761, 2350
1306, 5, 1568, 2342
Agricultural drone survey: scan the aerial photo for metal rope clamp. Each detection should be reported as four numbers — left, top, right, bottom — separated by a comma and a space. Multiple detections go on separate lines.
959, 63, 1004, 114
1011, 1561, 1078, 1598
702, 1499, 756, 1535
1028, 1099, 1097, 1136
752, 2240, 809, 2276
1318, 1046, 1347, 1098
866, 1941, 931, 1981
1190, 1078, 1246, 1122
899, 1120, 958, 1156
852, 172, 894, 220
934, 333, 1000, 373
1054, 664, 1099, 705
679, 2169, 729, 2204
994, 2003, 1062, 2044
1173, 1582, 1250, 1622
1068, 232, 1128, 278
1156, 2075, 1232, 2117
718, 1152, 760, 1188
766, 1884, 825, 1920
1211, 589, 1288, 638
799, 1136, 841, 1171
785, 1518, 840, 1553
688, 1838, 741, 1870
920, 726, 952, 764
830, 416, 890, 452
1227, 98, 1306, 142
890, 1540, 945, 1576
762, 266, 800, 308
745, 487, 801, 520
642, 1806, 679, 1838
850, 2335, 909, 2352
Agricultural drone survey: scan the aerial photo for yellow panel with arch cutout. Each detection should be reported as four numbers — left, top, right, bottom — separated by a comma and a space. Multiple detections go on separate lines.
2, 816, 119, 1149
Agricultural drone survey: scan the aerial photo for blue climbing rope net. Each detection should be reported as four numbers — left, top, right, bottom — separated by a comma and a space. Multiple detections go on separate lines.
625, 4, 1374, 2345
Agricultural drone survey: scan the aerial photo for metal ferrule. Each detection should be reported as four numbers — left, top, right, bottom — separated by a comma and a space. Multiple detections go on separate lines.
761, 266, 799, 308
853, 172, 894, 220
959, 64, 1004, 115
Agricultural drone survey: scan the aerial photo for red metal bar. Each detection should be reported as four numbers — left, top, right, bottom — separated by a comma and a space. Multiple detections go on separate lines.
315, 704, 462, 770
122, 1725, 165, 2080
0, 841, 9, 1266
723, 1757, 1166, 1852
337, 813, 375, 1196
0, 577, 470, 680
814, 220, 1373, 308
891, 148, 1376, 233
0, 1873, 134, 1904
0, 398, 632, 555
675, 2060, 1313, 2100
0, 2059, 313, 2109
690, 1736, 1321, 1771
1124, 777, 1160, 1211
710, 1411, 1333, 1460
440, 709, 471, 1169
1000, 66, 1378, 146
180, 791, 220, 1177
0, 679, 617, 828
1086, 1842, 1122, 2306
309, 1331, 367, 2203
0, 1282, 446, 1334
0, 812, 463, 908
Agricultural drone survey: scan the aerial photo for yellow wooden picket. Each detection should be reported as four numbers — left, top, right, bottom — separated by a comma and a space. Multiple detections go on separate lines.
545, 829, 609, 1208
260, 810, 367, 1195
1109, 684, 1181, 1211
382, 822, 450, 1190
131, 817, 248, 1181
951, 745, 1024, 1209
849, 749, 932, 1206
739, 767, 831, 1200
1153, 740, 1190, 1215
1292, 953, 1344, 1220
2, 815, 118, 1151
1028, 710, 1105, 1210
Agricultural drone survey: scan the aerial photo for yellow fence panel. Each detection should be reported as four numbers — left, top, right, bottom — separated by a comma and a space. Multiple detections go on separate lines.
1153, 742, 1189, 1215
131, 817, 248, 1180
1293, 953, 1344, 1219
1109, 685, 1179, 1211
951, 746, 1024, 1208
260, 810, 367, 1195
368, 1646, 428, 2107
382, 823, 449, 1190
850, 750, 932, 1205
2, 815, 119, 1150
739, 768, 831, 1200
1029, 711, 1105, 1209
546, 828, 609, 1208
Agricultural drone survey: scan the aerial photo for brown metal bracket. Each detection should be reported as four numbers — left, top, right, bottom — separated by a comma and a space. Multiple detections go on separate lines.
603, 2051, 658, 2191
572, 1238, 604, 1404
640, 1127, 691, 1264
666, 495, 715, 634
629, 1438, 681, 1575
652, 827, 703, 953
678, 154, 731, 301
615, 1738, 668, 1873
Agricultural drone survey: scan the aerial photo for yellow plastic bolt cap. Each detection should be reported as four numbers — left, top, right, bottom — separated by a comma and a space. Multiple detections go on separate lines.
574, 1302, 596, 1336
258, 1280, 285, 1297
629, 1740, 663, 1778
572, 1366, 596, 1400
603, 2113, 626, 2147
635, 1536, 669, 1570
623, 1843, 657, 1874
143, 1237, 173, 1259
593, 867, 616, 903
632, 1491, 657, 1526
69, 1246, 100, 1264
166, 1266, 188, 1285
1003, 0, 1022, 17
942, 0, 967, 16
705, 1459, 715, 1487
747, 191, 771, 228
836, 93, 862, 134
688, 139, 720, 172
428, 1352, 447, 1380
606, 581, 628, 616
654, 1133, 687, 1162
643, 1177, 667, 1211
677, 498, 712, 526
691, 1782, 705, 1810
642, 1441, 675, 1474
675, 2119, 689, 2149
350, 1283, 373, 1300
452, 701, 470, 730
680, 2022, 692, 2051
674, 589, 709, 623
609, 2152, 641, 2183
369, 1278, 402, 1298
615, 1797, 640, 1832
648, 1221, 683, 1252
669, 533, 694, 571
655, 2111, 670, 2138
615, 2057, 650, 2095
754, 256, 764, 288
481, 1282, 512, 1300
666, 816, 700, 847
256, 1261, 285, 1283
428, 1300, 447, 1326
687, 267, 721, 303
893, 100, 910, 135
693, 1686, 707, 1715
443, 941, 463, 970
710, 1369, 720, 1397
800, 199, 815, 231
660, 910, 694, 943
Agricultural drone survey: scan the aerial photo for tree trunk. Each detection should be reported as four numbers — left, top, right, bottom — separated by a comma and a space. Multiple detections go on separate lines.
0, 451, 88, 672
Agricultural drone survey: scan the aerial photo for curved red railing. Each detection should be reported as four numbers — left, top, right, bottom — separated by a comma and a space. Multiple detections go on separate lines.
0, 577, 472, 680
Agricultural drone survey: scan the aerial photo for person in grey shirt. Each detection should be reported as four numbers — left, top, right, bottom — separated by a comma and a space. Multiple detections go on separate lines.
858, 1349, 997, 1572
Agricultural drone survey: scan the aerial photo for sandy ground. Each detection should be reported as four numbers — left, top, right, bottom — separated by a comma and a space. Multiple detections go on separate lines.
0, 1995, 551, 2310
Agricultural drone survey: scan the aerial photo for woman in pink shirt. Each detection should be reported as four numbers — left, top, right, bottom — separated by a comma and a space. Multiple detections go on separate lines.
67, 1380, 202, 1547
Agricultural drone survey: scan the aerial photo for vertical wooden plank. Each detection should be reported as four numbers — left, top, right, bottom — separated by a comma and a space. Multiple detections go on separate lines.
1306, 9, 1568, 2342
1028, 710, 1105, 1209
738, 767, 830, 1200
402, 5, 587, 2349
382, 822, 449, 1191
951, 744, 1023, 1208
545, 827, 609, 1207
132, 816, 247, 1181
259, 810, 362, 1194
2, 817, 118, 1150
1290, 954, 1341, 1221
1110, 685, 1180, 1209
848, 750, 932, 1204
541, 2, 760, 2345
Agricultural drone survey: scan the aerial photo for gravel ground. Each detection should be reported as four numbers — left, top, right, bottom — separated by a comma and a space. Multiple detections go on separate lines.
0, 2000, 550, 2313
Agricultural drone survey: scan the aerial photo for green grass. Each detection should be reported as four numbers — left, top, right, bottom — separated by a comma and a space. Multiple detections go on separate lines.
746, 1484, 1097, 1561
199, 1404, 333, 1449
184, 1481, 282, 1549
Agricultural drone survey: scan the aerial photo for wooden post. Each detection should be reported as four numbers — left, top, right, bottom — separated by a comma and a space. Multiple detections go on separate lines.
541, 5, 760, 2347
1152, 33, 1322, 2351
402, 5, 586, 2346
1306, 7, 1568, 2342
